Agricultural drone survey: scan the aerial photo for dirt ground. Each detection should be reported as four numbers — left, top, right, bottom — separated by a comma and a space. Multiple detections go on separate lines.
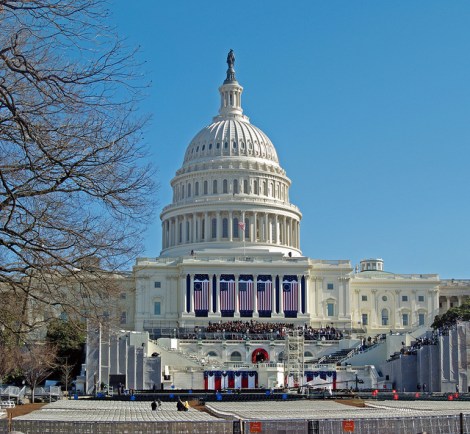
6, 403, 46, 418
337, 399, 365, 408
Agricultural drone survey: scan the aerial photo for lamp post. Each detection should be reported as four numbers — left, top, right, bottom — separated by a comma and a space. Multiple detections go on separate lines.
355, 374, 364, 391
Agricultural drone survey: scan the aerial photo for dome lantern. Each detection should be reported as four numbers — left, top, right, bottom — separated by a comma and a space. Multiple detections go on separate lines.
215, 50, 247, 121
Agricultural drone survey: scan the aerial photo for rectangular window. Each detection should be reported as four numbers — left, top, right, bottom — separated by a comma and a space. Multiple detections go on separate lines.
418, 295, 425, 302
154, 281, 161, 288
361, 295, 367, 301
120, 311, 127, 325
327, 303, 334, 317
402, 295, 408, 302
381, 310, 389, 326
418, 313, 425, 326
327, 283, 334, 290
120, 292, 127, 300
154, 301, 161, 316
402, 313, 409, 326
362, 313, 368, 326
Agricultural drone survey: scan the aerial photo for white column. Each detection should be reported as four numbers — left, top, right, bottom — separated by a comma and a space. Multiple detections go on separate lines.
411, 290, 417, 325
274, 215, 279, 244
272, 277, 276, 314
283, 217, 287, 245
189, 274, 194, 314
304, 276, 309, 315
192, 213, 197, 243
253, 276, 258, 317
253, 212, 257, 242
234, 275, 240, 317
229, 211, 233, 242
182, 215, 187, 245
204, 212, 209, 241
395, 290, 401, 328
372, 289, 378, 326
297, 274, 302, 313
264, 213, 269, 243
241, 211, 246, 241
214, 274, 219, 314
216, 212, 222, 241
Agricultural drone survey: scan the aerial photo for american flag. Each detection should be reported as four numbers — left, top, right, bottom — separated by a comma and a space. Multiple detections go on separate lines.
220, 279, 235, 311
238, 221, 245, 231
282, 279, 298, 312
238, 279, 253, 311
194, 279, 209, 311
257, 280, 272, 312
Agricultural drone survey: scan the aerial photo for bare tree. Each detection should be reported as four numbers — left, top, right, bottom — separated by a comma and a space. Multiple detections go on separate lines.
59, 358, 75, 396
0, 1, 156, 338
19, 343, 57, 403
0, 330, 19, 384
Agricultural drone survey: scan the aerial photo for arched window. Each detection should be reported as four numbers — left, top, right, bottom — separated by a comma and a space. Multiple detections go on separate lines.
207, 351, 218, 358
233, 179, 239, 194
222, 218, 228, 238
203, 180, 208, 195
244, 218, 250, 239
381, 309, 389, 326
277, 351, 284, 362
201, 219, 205, 239
230, 351, 242, 362
187, 183, 191, 197
178, 222, 182, 243
181, 184, 185, 199
213, 180, 217, 194
243, 179, 248, 194
195, 182, 199, 196
304, 351, 313, 358
186, 221, 190, 242
223, 179, 228, 194
211, 218, 217, 239
264, 182, 268, 196
253, 180, 258, 195
233, 217, 239, 238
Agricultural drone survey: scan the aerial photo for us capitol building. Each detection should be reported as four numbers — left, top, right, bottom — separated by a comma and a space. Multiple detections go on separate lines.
84, 52, 469, 394
124, 52, 467, 334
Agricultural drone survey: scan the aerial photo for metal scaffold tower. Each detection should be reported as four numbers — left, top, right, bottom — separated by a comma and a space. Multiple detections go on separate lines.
284, 329, 304, 388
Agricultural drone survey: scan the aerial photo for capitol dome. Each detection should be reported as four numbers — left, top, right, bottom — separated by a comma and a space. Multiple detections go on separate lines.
182, 119, 279, 166
160, 51, 302, 257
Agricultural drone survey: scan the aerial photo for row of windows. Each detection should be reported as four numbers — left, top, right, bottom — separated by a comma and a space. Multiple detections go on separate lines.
188, 140, 273, 159
361, 294, 426, 302
174, 178, 287, 201
361, 312, 425, 327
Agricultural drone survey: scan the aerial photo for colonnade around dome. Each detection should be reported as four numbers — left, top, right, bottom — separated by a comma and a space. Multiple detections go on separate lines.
161, 211, 300, 252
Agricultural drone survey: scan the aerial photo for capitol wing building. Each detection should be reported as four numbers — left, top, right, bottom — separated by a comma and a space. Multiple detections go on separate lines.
84, 53, 470, 395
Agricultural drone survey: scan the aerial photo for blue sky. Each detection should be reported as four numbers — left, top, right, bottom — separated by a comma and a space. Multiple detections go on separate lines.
111, 1, 470, 278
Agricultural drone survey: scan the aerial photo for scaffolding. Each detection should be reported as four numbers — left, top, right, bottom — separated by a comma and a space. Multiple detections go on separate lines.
284, 329, 304, 388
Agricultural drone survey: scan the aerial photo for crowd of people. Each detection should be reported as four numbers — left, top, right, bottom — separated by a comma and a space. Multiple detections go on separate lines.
388, 334, 438, 361
186, 320, 344, 341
